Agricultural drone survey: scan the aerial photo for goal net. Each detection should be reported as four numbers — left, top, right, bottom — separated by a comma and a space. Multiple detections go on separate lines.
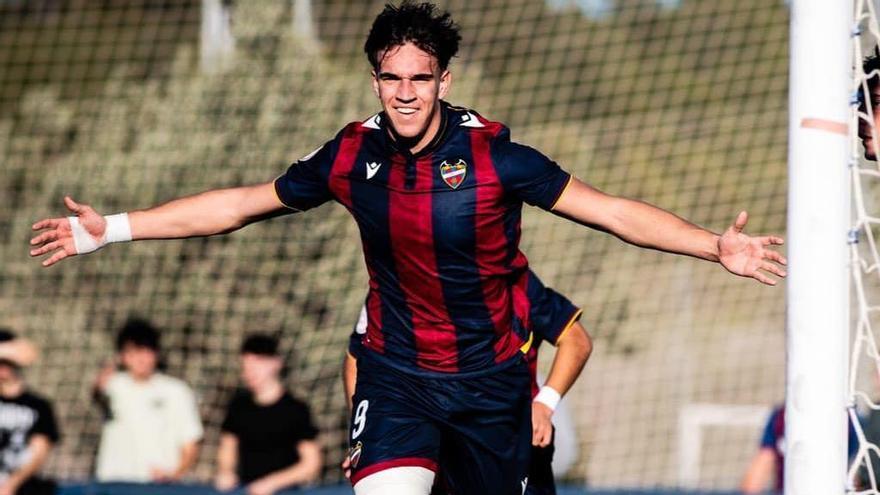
849, 0, 880, 493
0, 0, 789, 489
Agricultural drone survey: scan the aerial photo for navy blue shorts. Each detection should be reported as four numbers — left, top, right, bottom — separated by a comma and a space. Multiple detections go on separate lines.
525, 437, 556, 495
348, 352, 532, 495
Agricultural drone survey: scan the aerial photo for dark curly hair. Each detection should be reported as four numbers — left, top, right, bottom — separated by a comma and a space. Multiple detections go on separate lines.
364, 1, 462, 71
866, 48, 880, 88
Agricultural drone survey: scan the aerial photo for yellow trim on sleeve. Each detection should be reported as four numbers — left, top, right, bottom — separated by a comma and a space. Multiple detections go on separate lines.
519, 331, 534, 354
553, 308, 583, 345
273, 175, 303, 211
549, 175, 574, 211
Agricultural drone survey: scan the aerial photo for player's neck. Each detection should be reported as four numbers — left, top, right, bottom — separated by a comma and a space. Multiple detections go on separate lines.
252, 379, 284, 405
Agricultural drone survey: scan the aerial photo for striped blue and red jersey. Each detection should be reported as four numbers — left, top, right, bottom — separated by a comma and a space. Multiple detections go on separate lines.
275, 102, 572, 376
349, 268, 582, 394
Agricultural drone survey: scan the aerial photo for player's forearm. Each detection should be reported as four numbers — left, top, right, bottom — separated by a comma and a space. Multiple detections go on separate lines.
7, 437, 51, 490
129, 183, 283, 240
607, 197, 720, 261
172, 441, 200, 480
261, 441, 323, 488
216, 435, 238, 478
544, 323, 592, 398
343, 352, 357, 411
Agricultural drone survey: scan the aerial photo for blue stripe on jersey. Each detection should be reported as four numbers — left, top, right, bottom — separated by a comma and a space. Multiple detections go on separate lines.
430, 131, 500, 370
347, 140, 418, 366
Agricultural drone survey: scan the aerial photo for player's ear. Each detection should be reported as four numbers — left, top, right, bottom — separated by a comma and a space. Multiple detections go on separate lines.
439, 69, 451, 99
371, 70, 380, 99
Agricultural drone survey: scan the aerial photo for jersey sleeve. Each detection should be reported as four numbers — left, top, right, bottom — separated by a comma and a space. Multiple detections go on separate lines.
274, 135, 340, 212
760, 409, 780, 448
220, 392, 244, 435
492, 133, 572, 210
32, 397, 60, 443
293, 399, 319, 441
523, 271, 582, 345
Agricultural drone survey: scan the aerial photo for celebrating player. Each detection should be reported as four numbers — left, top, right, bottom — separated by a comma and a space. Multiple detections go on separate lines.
30, 2, 785, 493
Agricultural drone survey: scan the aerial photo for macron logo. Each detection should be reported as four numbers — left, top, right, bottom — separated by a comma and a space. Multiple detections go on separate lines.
366, 161, 382, 179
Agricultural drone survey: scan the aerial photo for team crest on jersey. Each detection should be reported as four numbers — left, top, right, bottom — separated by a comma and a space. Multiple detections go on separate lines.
348, 441, 364, 468
440, 159, 467, 189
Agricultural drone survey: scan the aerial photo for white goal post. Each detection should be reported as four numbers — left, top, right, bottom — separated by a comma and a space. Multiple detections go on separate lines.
786, 0, 853, 494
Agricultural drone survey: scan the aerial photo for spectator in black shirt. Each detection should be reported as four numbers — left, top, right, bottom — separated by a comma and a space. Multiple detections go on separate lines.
0, 329, 59, 495
215, 334, 321, 495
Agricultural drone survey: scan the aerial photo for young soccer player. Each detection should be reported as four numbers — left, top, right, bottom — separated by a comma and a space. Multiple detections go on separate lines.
30, 2, 785, 493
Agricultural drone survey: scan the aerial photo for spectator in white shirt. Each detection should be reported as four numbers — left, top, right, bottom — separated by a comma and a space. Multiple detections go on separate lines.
93, 318, 203, 483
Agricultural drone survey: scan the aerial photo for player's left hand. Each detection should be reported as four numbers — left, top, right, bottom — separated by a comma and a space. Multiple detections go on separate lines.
532, 401, 554, 447
718, 211, 787, 286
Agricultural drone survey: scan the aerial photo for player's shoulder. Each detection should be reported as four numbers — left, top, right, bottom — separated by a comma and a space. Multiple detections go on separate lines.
343, 113, 385, 136
445, 103, 509, 138
16, 390, 53, 409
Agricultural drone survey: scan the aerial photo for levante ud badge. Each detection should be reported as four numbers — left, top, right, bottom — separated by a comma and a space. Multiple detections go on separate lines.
440, 159, 467, 189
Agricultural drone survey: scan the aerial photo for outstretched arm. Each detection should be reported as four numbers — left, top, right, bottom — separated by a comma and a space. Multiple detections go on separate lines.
30, 182, 285, 267
552, 178, 787, 285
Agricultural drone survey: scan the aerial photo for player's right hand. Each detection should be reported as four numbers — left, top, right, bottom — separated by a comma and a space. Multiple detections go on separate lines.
30, 196, 106, 267
531, 401, 554, 447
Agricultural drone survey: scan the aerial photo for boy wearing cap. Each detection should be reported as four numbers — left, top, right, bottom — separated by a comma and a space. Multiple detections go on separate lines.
0, 328, 58, 495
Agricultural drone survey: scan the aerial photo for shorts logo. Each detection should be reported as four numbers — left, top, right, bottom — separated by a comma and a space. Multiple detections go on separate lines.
521, 476, 528, 494
440, 159, 467, 189
349, 441, 364, 468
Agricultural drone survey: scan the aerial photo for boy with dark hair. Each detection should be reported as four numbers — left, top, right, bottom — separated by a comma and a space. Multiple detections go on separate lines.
0, 329, 58, 495
31, 2, 786, 493
215, 334, 321, 495
93, 318, 202, 483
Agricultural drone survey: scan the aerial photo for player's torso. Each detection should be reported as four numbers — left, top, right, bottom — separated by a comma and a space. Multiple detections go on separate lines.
330, 107, 530, 374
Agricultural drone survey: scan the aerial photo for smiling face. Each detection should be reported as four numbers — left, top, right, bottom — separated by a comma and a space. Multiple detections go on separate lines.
372, 42, 451, 153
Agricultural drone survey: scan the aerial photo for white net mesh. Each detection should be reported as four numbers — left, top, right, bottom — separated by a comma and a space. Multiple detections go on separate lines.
0, 0, 790, 489
850, 1, 880, 493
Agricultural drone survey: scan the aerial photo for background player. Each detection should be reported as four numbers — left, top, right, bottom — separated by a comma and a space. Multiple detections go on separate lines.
342, 270, 591, 494
30, 2, 785, 493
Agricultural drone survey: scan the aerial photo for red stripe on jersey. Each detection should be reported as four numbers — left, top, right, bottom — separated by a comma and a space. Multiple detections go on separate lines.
471, 130, 524, 363
387, 155, 459, 372
328, 125, 364, 209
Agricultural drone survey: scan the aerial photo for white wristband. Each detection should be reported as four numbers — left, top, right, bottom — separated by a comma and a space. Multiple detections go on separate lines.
534, 385, 561, 411
104, 213, 133, 244
68, 213, 131, 254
